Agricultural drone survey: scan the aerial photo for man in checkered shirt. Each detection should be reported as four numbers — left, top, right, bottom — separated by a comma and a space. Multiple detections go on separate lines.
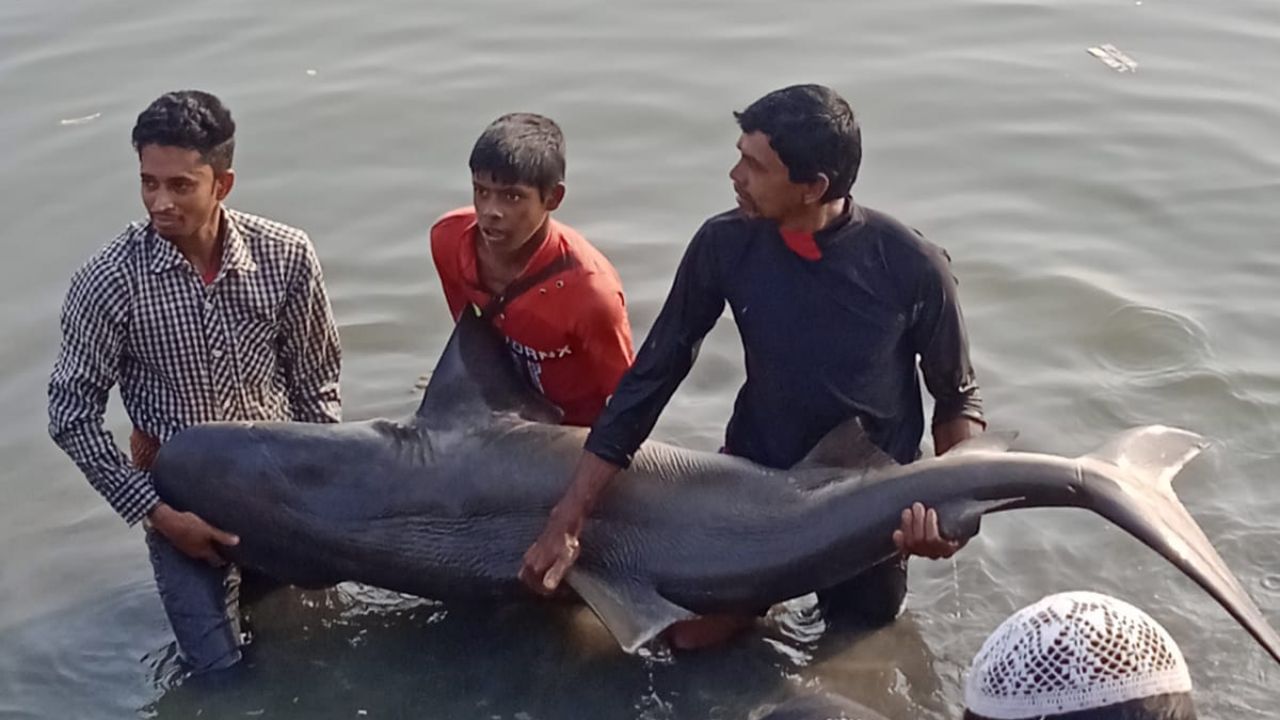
48, 90, 342, 674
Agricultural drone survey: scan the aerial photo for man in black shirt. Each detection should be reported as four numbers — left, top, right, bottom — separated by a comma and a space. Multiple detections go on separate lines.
520, 84, 986, 648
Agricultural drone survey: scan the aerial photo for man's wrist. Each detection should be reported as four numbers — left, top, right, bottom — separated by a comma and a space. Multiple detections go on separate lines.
145, 501, 172, 528
548, 500, 587, 536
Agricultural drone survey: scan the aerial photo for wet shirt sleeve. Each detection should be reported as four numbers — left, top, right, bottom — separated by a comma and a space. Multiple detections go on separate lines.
278, 238, 342, 424
909, 242, 985, 428
47, 260, 158, 525
585, 224, 726, 467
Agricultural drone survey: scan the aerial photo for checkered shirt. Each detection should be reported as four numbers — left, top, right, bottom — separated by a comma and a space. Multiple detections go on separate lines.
48, 208, 342, 525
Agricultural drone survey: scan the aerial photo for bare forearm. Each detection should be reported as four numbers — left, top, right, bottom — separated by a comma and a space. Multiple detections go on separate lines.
550, 451, 621, 532
932, 416, 985, 455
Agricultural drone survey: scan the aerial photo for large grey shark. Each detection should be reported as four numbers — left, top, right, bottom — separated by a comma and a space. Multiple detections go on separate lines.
152, 311, 1280, 662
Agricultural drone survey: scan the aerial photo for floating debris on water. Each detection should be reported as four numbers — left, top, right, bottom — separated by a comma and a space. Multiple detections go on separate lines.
306, 68, 318, 76
59, 112, 101, 126
1087, 44, 1138, 73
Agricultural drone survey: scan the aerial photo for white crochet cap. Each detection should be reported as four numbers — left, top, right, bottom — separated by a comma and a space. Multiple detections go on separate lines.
964, 591, 1192, 719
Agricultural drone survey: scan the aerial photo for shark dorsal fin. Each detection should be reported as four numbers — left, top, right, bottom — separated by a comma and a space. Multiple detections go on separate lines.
793, 416, 897, 471
416, 307, 563, 428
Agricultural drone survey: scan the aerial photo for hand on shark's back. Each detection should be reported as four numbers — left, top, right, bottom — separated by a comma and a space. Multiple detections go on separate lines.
149, 312, 1280, 664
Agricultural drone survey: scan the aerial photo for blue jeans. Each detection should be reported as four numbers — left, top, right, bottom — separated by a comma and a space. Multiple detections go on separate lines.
145, 530, 244, 674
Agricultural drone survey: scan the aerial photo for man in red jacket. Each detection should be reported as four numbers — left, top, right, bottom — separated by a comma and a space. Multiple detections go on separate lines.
431, 113, 634, 427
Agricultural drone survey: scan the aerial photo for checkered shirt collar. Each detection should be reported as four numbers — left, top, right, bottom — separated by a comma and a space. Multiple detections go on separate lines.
147, 206, 259, 276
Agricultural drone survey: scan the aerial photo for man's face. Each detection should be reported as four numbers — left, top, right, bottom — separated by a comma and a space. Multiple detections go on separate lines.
471, 172, 564, 254
728, 131, 809, 223
139, 144, 232, 241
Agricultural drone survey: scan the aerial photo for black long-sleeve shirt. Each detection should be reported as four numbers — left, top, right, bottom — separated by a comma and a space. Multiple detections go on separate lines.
585, 200, 983, 470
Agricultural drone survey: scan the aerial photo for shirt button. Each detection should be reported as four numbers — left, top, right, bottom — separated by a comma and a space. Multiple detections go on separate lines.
211, 349, 225, 359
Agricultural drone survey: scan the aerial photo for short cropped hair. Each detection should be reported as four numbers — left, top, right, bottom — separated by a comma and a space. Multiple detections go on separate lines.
734, 84, 861, 202
131, 90, 236, 173
468, 113, 566, 198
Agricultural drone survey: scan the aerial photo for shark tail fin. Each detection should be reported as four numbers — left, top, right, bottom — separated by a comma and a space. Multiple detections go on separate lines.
1080, 426, 1280, 665
1081, 425, 1207, 491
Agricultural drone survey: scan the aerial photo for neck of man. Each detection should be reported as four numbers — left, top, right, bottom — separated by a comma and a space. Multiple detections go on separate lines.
777, 197, 847, 235
477, 216, 551, 295
170, 205, 225, 277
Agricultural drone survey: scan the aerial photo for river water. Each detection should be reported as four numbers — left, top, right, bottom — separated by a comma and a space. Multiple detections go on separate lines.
2, 0, 1278, 717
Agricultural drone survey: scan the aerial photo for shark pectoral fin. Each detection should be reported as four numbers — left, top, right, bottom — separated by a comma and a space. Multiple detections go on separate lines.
946, 430, 1019, 455
565, 567, 696, 654
936, 497, 1026, 543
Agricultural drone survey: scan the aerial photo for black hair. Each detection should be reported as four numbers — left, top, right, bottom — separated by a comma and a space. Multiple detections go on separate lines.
131, 90, 236, 173
468, 113, 566, 198
963, 692, 1197, 720
734, 84, 861, 202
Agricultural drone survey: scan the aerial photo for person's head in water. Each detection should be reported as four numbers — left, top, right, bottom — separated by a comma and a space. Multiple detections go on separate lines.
468, 113, 566, 256
729, 84, 860, 226
963, 592, 1196, 720
131, 90, 236, 243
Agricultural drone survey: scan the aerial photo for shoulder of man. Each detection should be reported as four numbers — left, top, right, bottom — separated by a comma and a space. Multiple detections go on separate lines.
537, 221, 627, 325
429, 207, 475, 282
226, 208, 312, 248
692, 207, 770, 252
225, 209, 323, 284
549, 219, 619, 278
430, 207, 475, 241
66, 222, 149, 301
700, 207, 757, 234
859, 205, 955, 273
429, 206, 475, 261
